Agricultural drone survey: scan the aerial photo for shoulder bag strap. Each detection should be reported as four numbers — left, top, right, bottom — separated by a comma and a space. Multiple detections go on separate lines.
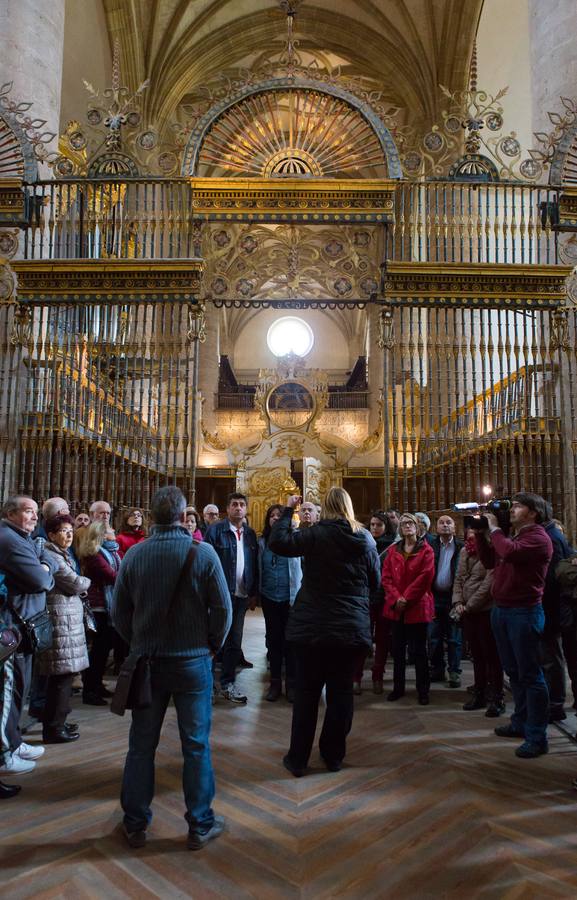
151, 542, 198, 657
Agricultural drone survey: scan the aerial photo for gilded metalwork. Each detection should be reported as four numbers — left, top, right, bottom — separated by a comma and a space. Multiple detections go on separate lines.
381, 263, 573, 308
189, 177, 395, 223
0, 82, 55, 179
11, 259, 204, 303
550, 309, 570, 352
400, 45, 542, 182
187, 301, 206, 343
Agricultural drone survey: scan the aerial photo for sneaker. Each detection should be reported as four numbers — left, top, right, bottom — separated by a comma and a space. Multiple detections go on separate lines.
353, 681, 362, 695
485, 700, 506, 718
16, 741, 45, 761
187, 815, 225, 850
220, 684, 247, 704
123, 825, 146, 848
515, 741, 548, 759
448, 672, 461, 689
494, 724, 524, 739
0, 753, 36, 775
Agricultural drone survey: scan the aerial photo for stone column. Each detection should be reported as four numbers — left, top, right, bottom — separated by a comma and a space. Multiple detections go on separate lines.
0, 0, 66, 137
198, 305, 220, 434
530, 0, 577, 134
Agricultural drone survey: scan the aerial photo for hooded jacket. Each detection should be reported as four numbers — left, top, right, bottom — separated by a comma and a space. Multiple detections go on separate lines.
268, 507, 380, 647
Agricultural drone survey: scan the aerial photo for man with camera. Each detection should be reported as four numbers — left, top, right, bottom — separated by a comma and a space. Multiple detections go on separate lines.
476, 492, 552, 758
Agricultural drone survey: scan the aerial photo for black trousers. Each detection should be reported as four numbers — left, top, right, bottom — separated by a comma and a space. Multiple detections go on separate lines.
261, 596, 294, 685
82, 612, 115, 694
44, 673, 75, 730
392, 620, 430, 696
287, 643, 358, 767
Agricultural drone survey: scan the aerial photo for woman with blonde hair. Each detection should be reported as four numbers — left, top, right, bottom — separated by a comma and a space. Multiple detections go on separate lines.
76, 520, 121, 706
269, 487, 380, 776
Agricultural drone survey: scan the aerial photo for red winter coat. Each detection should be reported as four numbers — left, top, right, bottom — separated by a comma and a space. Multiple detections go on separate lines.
382, 540, 435, 624
116, 530, 146, 558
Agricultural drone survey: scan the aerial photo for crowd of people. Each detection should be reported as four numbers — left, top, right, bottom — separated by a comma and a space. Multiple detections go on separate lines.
0, 483, 576, 847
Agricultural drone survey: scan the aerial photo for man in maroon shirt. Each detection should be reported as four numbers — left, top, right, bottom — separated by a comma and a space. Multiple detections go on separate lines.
476, 492, 553, 758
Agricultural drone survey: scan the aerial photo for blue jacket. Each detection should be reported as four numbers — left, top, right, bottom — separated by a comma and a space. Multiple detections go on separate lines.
204, 519, 259, 598
0, 519, 57, 626
258, 536, 302, 604
112, 524, 232, 657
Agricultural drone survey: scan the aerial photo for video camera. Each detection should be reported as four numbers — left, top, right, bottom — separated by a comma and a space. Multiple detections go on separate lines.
452, 498, 512, 533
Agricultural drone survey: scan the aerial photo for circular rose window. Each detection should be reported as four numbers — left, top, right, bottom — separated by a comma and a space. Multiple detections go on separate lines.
266, 317, 314, 358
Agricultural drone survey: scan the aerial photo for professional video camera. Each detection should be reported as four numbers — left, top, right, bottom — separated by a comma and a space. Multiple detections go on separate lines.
452, 498, 512, 533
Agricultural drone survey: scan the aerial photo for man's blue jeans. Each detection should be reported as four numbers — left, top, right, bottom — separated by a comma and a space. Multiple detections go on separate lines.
491, 604, 549, 746
428, 594, 462, 675
121, 655, 215, 834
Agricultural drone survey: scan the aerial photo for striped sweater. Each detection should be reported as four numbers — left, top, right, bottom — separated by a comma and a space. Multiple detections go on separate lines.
111, 524, 232, 657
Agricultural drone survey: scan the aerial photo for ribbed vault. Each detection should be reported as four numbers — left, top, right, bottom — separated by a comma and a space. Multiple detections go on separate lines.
102, 0, 483, 135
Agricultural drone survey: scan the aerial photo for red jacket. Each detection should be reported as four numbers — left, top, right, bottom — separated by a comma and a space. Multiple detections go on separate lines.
382, 541, 435, 623
116, 530, 146, 558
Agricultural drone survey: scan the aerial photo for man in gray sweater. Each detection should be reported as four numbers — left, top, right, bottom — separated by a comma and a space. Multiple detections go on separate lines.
112, 486, 232, 850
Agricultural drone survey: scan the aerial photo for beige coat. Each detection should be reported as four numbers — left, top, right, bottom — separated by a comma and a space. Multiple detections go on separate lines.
36, 543, 91, 675
451, 548, 493, 614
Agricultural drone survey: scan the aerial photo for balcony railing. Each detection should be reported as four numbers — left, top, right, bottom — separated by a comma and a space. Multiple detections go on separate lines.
20, 178, 563, 267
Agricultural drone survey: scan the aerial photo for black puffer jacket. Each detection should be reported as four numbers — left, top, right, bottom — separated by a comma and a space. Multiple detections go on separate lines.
269, 508, 380, 647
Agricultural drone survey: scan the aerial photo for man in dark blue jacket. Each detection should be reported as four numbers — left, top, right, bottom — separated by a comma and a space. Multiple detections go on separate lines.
205, 493, 258, 704
428, 515, 464, 687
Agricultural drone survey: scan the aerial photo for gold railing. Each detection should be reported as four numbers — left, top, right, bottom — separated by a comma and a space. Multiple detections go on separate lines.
20, 178, 563, 266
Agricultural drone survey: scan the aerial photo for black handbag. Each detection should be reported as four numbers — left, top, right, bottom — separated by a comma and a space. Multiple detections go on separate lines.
0, 625, 21, 663
15, 607, 54, 654
83, 600, 97, 633
111, 544, 197, 717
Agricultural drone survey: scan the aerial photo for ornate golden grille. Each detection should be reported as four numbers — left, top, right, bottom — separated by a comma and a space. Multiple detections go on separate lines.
196, 89, 387, 179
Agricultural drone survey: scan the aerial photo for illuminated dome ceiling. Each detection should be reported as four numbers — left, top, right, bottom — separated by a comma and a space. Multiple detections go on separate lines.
104, 0, 483, 137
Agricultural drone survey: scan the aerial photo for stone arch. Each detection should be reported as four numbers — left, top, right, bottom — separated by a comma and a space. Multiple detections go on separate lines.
180, 78, 402, 179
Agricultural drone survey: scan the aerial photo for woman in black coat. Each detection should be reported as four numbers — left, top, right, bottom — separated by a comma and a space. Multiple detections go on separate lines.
269, 487, 380, 776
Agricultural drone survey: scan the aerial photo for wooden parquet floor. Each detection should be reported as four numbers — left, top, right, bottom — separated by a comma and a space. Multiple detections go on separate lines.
2, 611, 577, 899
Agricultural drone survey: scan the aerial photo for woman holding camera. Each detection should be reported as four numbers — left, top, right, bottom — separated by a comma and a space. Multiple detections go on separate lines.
382, 513, 435, 704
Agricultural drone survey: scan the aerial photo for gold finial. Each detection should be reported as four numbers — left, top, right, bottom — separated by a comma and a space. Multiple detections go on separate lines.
469, 40, 478, 93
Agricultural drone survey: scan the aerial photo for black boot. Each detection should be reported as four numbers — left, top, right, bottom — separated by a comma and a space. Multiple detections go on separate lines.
485, 694, 506, 717
265, 681, 282, 702
43, 727, 80, 744
0, 780, 21, 799
463, 691, 486, 711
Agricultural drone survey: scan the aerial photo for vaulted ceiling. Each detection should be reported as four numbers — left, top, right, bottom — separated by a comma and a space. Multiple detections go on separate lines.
102, 0, 483, 133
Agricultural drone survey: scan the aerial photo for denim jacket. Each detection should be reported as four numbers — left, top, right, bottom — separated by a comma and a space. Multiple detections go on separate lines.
258, 537, 302, 605
204, 519, 259, 598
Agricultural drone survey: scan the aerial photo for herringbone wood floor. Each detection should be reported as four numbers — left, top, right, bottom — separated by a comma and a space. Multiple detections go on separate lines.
2, 610, 577, 899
